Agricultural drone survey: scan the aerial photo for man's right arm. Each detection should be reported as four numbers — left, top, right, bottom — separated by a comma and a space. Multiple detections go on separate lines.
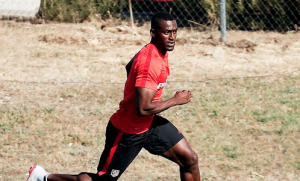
125, 58, 134, 77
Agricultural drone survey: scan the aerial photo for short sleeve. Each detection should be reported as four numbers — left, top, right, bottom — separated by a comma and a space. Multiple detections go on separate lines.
135, 58, 161, 90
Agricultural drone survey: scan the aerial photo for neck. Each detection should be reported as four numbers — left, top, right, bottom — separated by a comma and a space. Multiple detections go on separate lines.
151, 39, 166, 55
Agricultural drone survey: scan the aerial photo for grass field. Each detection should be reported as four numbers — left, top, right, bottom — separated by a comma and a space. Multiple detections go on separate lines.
0, 19, 300, 181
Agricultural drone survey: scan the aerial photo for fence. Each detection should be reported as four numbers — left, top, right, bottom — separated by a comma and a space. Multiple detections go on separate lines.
0, 0, 40, 18
122, 0, 300, 33
123, 0, 211, 28
1, 0, 299, 33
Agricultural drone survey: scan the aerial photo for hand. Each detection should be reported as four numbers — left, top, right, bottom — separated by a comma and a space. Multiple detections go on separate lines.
174, 90, 192, 105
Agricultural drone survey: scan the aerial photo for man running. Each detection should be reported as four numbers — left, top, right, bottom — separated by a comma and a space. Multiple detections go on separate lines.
26, 11, 200, 181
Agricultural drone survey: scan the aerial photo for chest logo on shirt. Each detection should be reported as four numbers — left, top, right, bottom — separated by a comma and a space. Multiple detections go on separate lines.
157, 76, 169, 89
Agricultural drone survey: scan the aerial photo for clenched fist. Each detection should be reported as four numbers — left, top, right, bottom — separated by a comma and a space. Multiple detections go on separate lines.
173, 90, 192, 105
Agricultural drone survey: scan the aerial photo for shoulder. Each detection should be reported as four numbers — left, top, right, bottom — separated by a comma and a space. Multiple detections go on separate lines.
137, 43, 157, 59
135, 44, 162, 69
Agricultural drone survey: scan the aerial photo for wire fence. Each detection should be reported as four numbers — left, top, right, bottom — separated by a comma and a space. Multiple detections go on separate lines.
227, 0, 300, 32
122, 0, 300, 32
122, 0, 211, 29
0, 0, 299, 32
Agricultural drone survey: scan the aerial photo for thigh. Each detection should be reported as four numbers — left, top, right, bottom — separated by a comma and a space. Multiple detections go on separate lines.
144, 115, 184, 155
97, 121, 148, 181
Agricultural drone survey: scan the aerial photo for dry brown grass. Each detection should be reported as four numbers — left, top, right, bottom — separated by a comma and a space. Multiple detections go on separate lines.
0, 20, 300, 181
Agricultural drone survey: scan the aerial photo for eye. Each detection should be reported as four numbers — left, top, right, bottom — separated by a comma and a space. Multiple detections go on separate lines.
164, 30, 170, 35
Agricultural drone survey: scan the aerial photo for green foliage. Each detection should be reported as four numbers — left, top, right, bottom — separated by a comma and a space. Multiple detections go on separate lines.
225, 0, 300, 31
38, 0, 300, 31
39, 0, 124, 22
199, 0, 300, 31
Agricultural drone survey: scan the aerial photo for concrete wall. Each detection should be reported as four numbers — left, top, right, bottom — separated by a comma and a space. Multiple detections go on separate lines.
0, 0, 41, 17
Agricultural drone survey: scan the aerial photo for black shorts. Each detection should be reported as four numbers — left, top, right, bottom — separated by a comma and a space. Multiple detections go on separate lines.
97, 115, 184, 180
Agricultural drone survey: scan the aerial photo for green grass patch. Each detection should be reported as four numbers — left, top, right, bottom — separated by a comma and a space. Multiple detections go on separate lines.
295, 161, 300, 170
222, 145, 240, 159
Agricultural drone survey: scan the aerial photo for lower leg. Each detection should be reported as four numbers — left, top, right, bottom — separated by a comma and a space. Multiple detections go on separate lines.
47, 174, 78, 181
179, 161, 201, 181
163, 139, 201, 181
77, 173, 100, 181
47, 172, 100, 181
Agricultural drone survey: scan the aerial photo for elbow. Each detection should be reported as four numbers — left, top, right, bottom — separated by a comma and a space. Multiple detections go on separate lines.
136, 108, 149, 117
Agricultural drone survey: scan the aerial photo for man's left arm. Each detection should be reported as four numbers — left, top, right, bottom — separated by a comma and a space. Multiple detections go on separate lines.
135, 87, 192, 117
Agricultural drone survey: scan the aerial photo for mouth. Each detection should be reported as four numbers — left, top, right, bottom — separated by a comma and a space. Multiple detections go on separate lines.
167, 42, 175, 47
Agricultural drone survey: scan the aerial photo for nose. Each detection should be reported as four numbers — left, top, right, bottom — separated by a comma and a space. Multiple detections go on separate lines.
169, 32, 175, 40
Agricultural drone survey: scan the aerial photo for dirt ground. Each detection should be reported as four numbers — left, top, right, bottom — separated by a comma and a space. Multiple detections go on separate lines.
0, 19, 300, 181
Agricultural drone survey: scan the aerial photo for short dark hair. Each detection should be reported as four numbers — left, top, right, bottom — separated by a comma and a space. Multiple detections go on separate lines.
151, 12, 176, 30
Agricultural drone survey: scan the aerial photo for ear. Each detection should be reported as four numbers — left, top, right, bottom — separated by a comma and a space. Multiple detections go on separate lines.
150, 28, 155, 38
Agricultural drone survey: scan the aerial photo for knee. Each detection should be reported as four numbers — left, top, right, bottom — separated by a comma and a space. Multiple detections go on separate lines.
185, 150, 199, 168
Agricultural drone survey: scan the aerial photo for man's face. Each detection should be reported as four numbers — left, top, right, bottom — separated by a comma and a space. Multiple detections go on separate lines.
152, 20, 178, 53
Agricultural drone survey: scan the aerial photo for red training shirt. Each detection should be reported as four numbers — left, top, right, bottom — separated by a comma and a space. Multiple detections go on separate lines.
110, 43, 170, 134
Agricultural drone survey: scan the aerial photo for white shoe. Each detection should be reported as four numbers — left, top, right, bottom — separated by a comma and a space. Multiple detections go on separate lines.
26, 165, 50, 181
